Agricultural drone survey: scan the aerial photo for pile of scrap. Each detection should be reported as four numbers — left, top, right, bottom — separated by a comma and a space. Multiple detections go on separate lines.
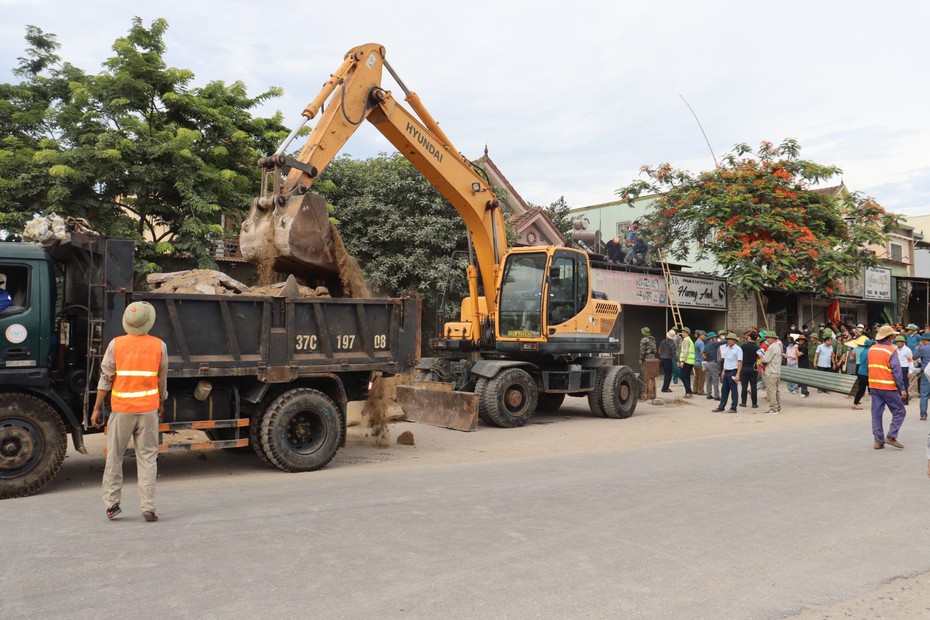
24, 213, 98, 249
147, 270, 329, 298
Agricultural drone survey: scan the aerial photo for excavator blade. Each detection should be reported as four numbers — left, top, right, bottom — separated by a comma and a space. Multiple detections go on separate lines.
239, 193, 338, 276
396, 382, 479, 432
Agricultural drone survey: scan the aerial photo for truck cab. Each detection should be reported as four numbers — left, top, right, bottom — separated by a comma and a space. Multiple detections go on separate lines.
0, 243, 55, 389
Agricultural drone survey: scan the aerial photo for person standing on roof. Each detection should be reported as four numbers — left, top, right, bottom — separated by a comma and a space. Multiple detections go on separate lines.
91, 301, 168, 522
867, 325, 908, 450
678, 327, 695, 398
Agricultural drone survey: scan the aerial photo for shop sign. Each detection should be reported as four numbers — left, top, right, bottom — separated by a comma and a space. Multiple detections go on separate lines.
592, 269, 726, 309
863, 267, 892, 300
668, 274, 727, 309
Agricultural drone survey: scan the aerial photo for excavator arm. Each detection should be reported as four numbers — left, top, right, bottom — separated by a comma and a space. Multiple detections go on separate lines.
240, 43, 507, 322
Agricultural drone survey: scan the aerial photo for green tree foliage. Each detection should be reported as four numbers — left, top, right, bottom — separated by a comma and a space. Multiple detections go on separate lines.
0, 19, 288, 268
617, 139, 897, 296
541, 195, 572, 237
316, 153, 470, 305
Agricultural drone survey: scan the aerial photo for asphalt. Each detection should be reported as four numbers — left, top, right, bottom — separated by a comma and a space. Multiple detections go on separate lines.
3, 401, 930, 619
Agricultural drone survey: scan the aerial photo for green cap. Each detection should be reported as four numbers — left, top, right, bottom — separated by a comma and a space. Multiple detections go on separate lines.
706, 331, 717, 338
641, 327, 651, 336
679, 326, 691, 334
894, 334, 906, 343
726, 332, 738, 340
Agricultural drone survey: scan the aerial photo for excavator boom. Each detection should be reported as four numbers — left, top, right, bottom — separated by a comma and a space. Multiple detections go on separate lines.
240, 43, 506, 313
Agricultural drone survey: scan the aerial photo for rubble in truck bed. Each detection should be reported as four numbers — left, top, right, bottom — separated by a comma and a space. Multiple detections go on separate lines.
146, 269, 330, 298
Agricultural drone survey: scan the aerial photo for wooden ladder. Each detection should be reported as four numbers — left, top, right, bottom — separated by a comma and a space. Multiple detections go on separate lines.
659, 251, 683, 329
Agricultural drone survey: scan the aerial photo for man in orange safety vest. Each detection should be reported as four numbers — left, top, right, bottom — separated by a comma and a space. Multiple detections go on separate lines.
868, 324, 908, 450
91, 301, 168, 522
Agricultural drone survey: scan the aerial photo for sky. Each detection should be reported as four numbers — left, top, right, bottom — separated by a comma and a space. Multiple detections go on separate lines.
2, 0, 929, 218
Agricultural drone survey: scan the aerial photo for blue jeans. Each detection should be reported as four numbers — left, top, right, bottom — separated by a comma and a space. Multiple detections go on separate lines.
720, 369, 739, 410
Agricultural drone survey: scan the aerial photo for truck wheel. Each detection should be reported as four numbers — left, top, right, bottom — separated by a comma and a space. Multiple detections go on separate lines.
536, 393, 566, 413
480, 368, 538, 428
601, 366, 638, 419
474, 378, 490, 423
588, 367, 608, 418
259, 388, 343, 472
0, 394, 67, 499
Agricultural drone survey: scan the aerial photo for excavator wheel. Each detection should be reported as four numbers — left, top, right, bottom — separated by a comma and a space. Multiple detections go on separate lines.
600, 366, 638, 419
474, 378, 491, 423
588, 367, 609, 418
480, 368, 538, 428
536, 392, 566, 413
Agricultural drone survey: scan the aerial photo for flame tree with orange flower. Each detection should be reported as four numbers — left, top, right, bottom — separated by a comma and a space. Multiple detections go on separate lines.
616, 139, 897, 297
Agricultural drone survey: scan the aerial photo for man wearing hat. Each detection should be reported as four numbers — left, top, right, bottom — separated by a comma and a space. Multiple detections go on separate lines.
692, 330, 706, 396
678, 327, 695, 398
658, 330, 677, 393
639, 327, 657, 365
703, 331, 722, 400
867, 325, 908, 449
906, 324, 921, 351
91, 301, 168, 521
759, 331, 784, 414
913, 332, 930, 421
713, 333, 743, 413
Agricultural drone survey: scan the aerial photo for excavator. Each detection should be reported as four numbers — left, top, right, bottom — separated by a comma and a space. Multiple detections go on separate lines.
239, 43, 637, 431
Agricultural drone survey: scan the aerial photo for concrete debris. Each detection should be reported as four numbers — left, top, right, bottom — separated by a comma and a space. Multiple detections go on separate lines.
396, 431, 415, 446
147, 269, 329, 298
24, 213, 98, 249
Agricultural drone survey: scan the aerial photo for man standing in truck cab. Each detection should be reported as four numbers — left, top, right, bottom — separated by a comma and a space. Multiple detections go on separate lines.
91, 301, 168, 522
0, 273, 12, 313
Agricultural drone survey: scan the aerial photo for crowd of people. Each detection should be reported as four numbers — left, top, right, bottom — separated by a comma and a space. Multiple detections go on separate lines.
639, 320, 930, 460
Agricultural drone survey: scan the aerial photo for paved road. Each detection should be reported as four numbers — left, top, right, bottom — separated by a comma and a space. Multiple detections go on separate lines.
3, 403, 930, 619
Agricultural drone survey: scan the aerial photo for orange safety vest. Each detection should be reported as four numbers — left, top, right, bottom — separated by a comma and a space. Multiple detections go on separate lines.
111, 334, 164, 413
867, 343, 898, 391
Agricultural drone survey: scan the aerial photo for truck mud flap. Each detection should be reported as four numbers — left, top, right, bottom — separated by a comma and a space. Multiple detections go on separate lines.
396, 382, 479, 432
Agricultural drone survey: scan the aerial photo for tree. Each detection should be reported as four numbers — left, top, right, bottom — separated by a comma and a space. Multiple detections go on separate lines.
0, 19, 288, 268
616, 139, 897, 297
316, 152, 470, 314
542, 195, 572, 238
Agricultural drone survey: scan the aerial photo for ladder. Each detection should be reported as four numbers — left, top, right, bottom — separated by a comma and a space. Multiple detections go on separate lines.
658, 251, 683, 329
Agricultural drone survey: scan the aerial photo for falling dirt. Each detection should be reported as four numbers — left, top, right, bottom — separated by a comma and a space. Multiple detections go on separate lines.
330, 223, 371, 298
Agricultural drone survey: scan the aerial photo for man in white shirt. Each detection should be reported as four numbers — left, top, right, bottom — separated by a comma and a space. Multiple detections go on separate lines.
713, 333, 743, 413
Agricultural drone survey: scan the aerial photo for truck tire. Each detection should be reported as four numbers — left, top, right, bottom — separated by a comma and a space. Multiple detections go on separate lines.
0, 394, 67, 499
480, 368, 538, 428
536, 392, 566, 413
588, 367, 608, 418
600, 366, 638, 419
259, 388, 343, 472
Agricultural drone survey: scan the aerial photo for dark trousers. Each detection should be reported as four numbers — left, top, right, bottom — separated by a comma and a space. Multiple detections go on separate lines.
853, 375, 868, 405
740, 369, 758, 406
661, 358, 673, 391
720, 369, 739, 410
680, 363, 693, 394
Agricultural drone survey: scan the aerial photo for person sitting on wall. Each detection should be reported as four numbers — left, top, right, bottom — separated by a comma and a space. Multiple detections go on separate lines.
604, 236, 625, 264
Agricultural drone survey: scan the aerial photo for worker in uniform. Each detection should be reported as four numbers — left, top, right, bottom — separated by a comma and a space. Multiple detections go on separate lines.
91, 301, 168, 521
867, 324, 908, 450
639, 327, 659, 400
678, 326, 695, 398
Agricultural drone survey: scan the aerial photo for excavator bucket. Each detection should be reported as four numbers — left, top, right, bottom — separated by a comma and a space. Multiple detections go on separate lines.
396, 382, 480, 432
239, 193, 338, 276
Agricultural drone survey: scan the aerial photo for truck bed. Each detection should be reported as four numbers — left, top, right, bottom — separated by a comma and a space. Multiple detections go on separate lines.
108, 291, 420, 381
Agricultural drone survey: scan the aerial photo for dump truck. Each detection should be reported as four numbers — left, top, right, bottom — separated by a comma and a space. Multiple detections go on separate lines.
239, 43, 638, 431
0, 233, 419, 499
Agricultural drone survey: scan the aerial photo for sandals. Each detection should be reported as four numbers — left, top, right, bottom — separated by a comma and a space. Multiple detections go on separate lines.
106, 504, 121, 520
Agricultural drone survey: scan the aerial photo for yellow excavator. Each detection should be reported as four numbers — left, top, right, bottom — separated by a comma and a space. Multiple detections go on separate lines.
240, 43, 637, 430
